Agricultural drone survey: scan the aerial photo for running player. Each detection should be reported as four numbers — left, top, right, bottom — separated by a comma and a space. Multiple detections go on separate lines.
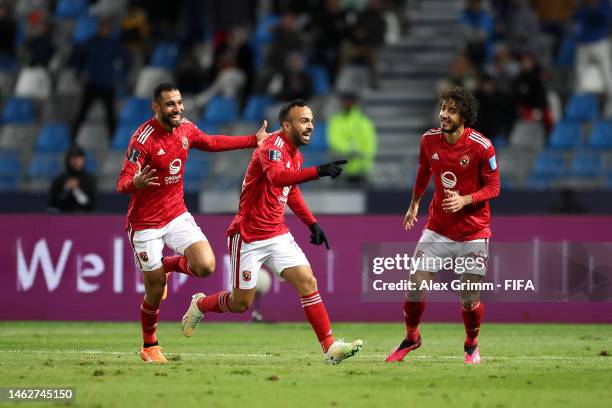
117, 82, 271, 363
385, 86, 500, 364
181, 99, 363, 365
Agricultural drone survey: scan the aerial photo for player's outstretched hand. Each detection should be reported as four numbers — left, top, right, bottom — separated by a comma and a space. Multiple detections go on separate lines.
403, 204, 419, 230
133, 162, 160, 189
317, 160, 348, 179
309, 223, 330, 249
255, 120, 271, 146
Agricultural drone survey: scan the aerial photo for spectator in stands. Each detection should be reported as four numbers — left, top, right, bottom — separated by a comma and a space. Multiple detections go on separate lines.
0, 3, 16, 64
474, 74, 515, 141
327, 92, 378, 186
213, 25, 255, 104
194, 50, 246, 108
48, 145, 97, 213
438, 53, 478, 93
340, 0, 387, 89
22, 17, 56, 67
503, 0, 544, 58
513, 53, 553, 133
484, 44, 520, 94
459, 0, 494, 69
71, 18, 128, 143
531, 0, 575, 60
308, 0, 348, 84
267, 11, 304, 73
573, 0, 612, 115
274, 52, 313, 102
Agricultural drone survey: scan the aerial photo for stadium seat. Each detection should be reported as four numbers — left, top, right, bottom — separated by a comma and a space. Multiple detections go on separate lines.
1, 97, 35, 124
310, 121, 328, 152
76, 123, 109, 152
509, 120, 545, 149
85, 152, 98, 173
0, 125, 37, 153
56, 69, 81, 97
202, 95, 239, 126
151, 42, 180, 70
35, 123, 71, 153
242, 95, 273, 122
134, 67, 172, 98
0, 150, 22, 186
27, 153, 62, 181
119, 97, 151, 127
55, 0, 88, 19
72, 16, 98, 44
548, 121, 583, 149
570, 151, 604, 178
555, 35, 575, 67
14, 67, 52, 100
606, 169, 612, 189
530, 150, 567, 183
564, 93, 599, 122
308, 65, 331, 96
183, 156, 210, 192
587, 121, 612, 149
195, 120, 221, 135
111, 124, 136, 150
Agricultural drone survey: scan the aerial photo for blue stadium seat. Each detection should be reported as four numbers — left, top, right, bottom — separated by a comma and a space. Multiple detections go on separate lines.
607, 169, 612, 189
549, 121, 582, 149
111, 124, 136, 150
72, 16, 98, 44
85, 153, 97, 173
308, 65, 331, 96
1, 97, 35, 124
119, 97, 151, 126
0, 150, 22, 181
530, 150, 567, 184
195, 120, 220, 135
183, 157, 210, 192
570, 151, 603, 178
35, 123, 70, 152
55, 0, 88, 19
151, 42, 180, 70
587, 121, 612, 149
252, 14, 281, 45
28, 153, 62, 181
555, 35, 575, 67
202, 95, 239, 126
309, 121, 328, 152
242, 94, 273, 122
564, 93, 599, 122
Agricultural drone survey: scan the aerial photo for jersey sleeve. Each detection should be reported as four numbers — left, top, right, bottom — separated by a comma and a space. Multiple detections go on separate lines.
116, 132, 149, 194
287, 185, 317, 226
471, 145, 500, 204
189, 123, 257, 152
258, 147, 319, 188
413, 136, 432, 196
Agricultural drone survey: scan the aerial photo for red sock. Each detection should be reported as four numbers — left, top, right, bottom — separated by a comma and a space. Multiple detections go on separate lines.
461, 301, 484, 347
162, 256, 197, 277
301, 291, 334, 352
403, 300, 426, 341
140, 300, 159, 345
197, 291, 231, 313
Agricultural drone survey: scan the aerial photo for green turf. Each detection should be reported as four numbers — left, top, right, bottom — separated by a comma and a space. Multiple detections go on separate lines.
0, 322, 610, 407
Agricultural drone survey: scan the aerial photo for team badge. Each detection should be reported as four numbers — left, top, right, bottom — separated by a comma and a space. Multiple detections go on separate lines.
139, 252, 149, 262
269, 149, 281, 161
242, 271, 252, 282
127, 148, 141, 163
460, 154, 470, 167
182, 136, 188, 150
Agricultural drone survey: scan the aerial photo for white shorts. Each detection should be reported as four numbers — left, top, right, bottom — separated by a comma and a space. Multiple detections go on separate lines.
228, 232, 310, 290
413, 229, 489, 275
128, 212, 207, 271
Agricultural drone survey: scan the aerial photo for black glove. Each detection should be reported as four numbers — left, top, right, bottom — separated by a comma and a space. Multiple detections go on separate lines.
317, 160, 348, 179
309, 223, 330, 249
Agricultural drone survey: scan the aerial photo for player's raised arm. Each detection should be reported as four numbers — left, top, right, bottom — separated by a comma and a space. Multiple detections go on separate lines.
189, 120, 271, 152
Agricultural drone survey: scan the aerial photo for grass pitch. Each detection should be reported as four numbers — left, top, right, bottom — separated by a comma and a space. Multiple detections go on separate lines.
0, 322, 610, 407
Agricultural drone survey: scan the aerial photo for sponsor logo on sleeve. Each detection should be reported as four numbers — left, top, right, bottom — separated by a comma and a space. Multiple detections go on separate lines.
489, 155, 497, 170
269, 149, 282, 161
127, 148, 141, 163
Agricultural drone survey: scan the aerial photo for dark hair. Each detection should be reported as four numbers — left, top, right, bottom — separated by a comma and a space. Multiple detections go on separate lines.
438, 86, 478, 127
278, 99, 306, 125
153, 82, 179, 102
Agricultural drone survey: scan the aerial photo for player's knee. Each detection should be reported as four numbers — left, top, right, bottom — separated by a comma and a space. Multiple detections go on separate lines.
191, 258, 215, 278
299, 274, 317, 293
461, 296, 479, 310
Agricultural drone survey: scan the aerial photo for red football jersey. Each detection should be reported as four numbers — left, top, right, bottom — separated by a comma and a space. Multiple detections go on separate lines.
227, 131, 319, 242
413, 127, 500, 241
117, 116, 257, 231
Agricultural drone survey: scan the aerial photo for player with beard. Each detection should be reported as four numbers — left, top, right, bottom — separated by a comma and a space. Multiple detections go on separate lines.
117, 82, 271, 363
180, 99, 363, 365
385, 86, 500, 364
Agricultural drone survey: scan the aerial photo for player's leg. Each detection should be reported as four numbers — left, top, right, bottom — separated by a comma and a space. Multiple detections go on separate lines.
162, 213, 213, 278
129, 229, 168, 363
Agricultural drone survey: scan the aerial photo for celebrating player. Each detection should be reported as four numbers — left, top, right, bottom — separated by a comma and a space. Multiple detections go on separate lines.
385, 86, 500, 364
181, 99, 363, 365
117, 82, 270, 363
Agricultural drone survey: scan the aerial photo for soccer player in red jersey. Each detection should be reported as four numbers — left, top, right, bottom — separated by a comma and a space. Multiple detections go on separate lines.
385, 86, 500, 364
181, 99, 363, 364
117, 83, 271, 363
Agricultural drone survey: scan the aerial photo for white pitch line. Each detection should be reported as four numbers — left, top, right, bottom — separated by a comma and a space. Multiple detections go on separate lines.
0, 349, 608, 361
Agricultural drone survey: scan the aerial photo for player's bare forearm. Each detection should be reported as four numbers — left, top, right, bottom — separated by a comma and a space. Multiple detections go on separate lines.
403, 194, 422, 230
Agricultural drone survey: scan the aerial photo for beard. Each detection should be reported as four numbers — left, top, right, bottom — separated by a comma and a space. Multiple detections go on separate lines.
442, 121, 460, 134
162, 112, 182, 128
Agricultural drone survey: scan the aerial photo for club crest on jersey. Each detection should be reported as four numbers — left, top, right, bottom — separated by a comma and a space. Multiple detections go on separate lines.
139, 252, 149, 262
242, 271, 252, 282
182, 136, 188, 150
460, 154, 470, 167
269, 149, 282, 161
127, 148, 141, 163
